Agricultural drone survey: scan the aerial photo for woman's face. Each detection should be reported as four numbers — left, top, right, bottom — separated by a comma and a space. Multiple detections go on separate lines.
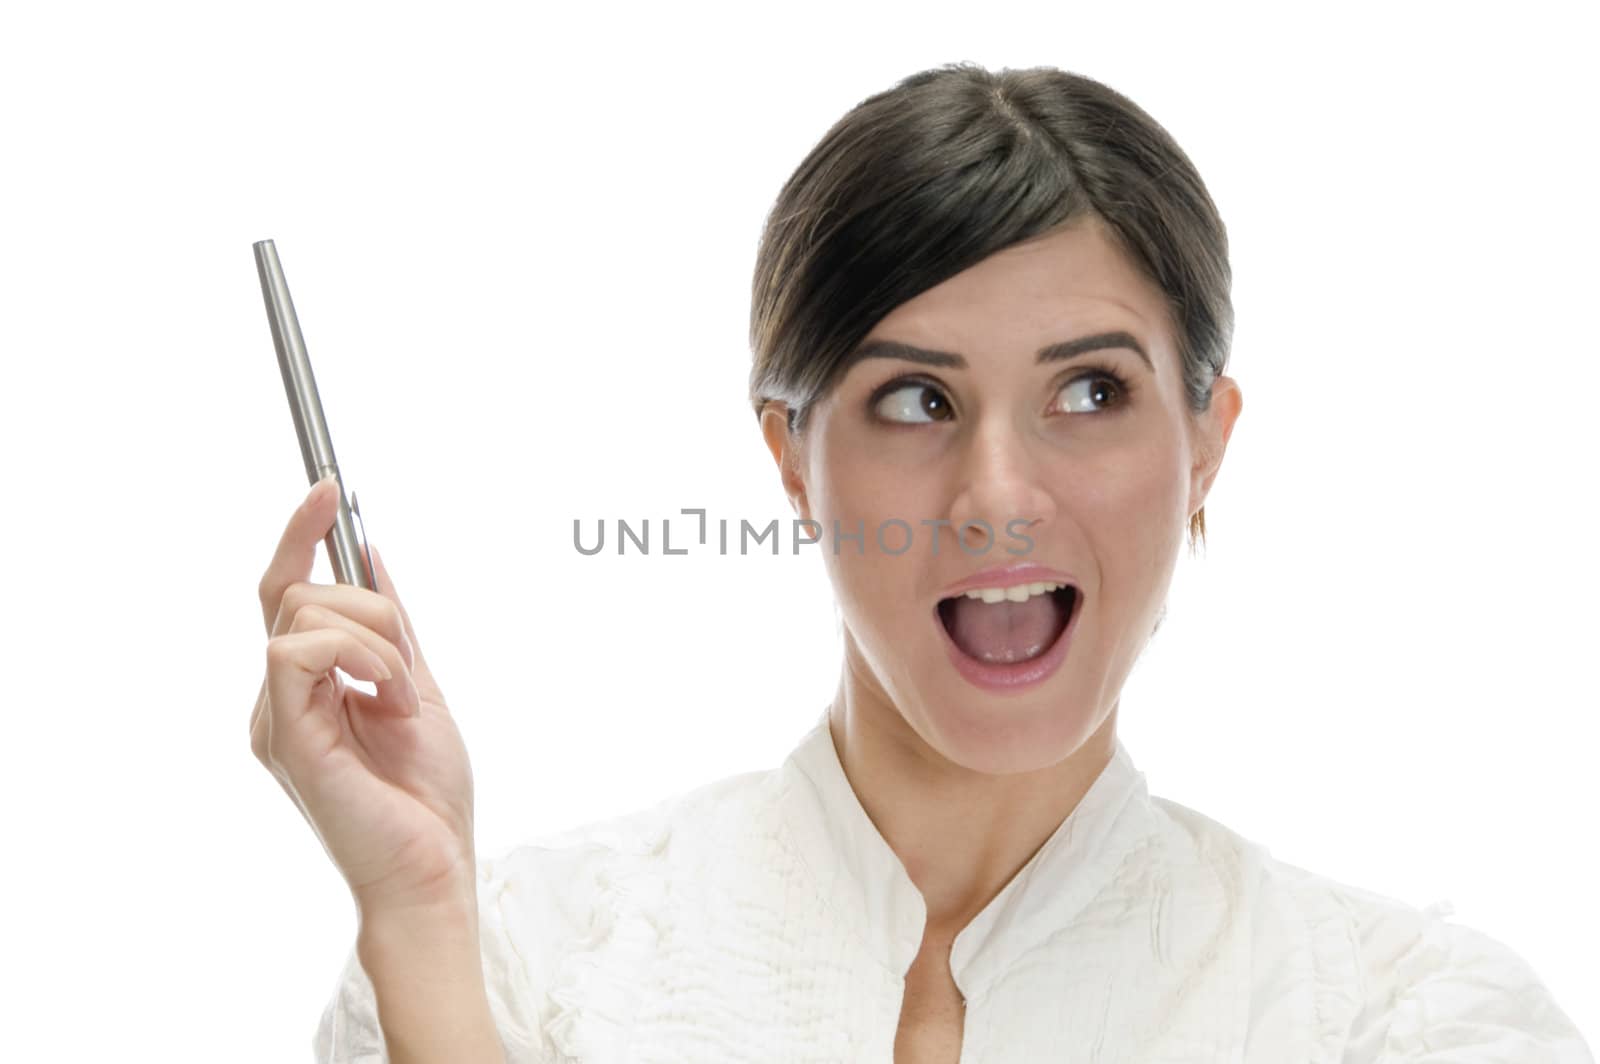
763, 215, 1241, 774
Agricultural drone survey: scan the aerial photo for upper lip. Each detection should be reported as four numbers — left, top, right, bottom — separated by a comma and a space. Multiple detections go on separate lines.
940, 563, 1079, 599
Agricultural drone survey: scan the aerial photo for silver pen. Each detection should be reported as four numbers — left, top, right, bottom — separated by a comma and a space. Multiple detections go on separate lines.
254, 238, 376, 591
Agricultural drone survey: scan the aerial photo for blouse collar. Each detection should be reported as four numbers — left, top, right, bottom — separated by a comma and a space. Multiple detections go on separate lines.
776, 705, 1158, 1002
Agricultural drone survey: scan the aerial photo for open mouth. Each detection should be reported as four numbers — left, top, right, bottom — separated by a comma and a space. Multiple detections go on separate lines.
936, 582, 1078, 665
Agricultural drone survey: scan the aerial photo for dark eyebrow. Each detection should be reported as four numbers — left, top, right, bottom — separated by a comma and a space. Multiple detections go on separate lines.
843, 330, 1153, 374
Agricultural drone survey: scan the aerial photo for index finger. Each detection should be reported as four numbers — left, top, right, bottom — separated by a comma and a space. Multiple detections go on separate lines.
257, 475, 342, 634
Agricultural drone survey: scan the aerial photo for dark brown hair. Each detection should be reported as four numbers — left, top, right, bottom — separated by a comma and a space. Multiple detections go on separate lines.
748, 62, 1233, 550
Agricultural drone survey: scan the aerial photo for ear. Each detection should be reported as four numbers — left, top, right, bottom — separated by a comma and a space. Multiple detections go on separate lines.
1188, 375, 1243, 517
760, 401, 810, 520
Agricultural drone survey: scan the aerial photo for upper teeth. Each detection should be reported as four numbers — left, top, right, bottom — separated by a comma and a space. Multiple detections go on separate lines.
962, 581, 1069, 604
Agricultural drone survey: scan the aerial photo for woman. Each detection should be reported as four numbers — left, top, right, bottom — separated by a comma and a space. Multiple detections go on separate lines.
253, 63, 1592, 1062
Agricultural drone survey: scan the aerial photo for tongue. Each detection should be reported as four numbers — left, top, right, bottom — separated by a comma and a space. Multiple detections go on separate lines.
942, 592, 1067, 664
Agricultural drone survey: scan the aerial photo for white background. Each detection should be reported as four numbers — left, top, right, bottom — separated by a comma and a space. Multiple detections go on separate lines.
1, 1, 1594, 1058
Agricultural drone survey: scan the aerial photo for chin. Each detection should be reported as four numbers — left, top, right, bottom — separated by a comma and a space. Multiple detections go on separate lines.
908, 678, 1106, 777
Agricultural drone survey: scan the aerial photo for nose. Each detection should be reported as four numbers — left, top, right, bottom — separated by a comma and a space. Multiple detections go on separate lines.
946, 422, 1057, 554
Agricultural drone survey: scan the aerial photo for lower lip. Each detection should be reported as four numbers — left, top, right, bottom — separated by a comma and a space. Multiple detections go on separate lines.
933, 590, 1081, 692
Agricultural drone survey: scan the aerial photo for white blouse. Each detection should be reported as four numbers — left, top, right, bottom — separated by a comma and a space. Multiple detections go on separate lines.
314, 708, 1593, 1062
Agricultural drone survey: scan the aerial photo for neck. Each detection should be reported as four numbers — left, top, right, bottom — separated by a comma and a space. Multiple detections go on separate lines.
827, 642, 1119, 936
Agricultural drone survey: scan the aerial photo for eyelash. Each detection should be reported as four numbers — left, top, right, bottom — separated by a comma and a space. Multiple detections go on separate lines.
867, 362, 1135, 424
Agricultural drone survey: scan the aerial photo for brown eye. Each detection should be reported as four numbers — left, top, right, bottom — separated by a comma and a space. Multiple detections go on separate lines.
874, 382, 953, 424
1055, 371, 1127, 414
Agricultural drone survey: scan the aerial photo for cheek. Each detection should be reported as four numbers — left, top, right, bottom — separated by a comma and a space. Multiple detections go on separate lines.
1074, 432, 1188, 591
811, 435, 933, 629
1102, 436, 1185, 513
812, 426, 933, 531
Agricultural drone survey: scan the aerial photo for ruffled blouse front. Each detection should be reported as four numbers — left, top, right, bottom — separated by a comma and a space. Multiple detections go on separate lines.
314, 707, 1593, 1062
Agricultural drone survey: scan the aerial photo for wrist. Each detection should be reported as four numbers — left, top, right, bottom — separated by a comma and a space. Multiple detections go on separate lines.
357, 892, 480, 968
353, 860, 480, 928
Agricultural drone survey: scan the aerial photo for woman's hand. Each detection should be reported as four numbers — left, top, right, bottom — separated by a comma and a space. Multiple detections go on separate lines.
250, 476, 479, 920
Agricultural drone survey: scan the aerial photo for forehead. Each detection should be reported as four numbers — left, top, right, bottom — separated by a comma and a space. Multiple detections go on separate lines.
864, 217, 1172, 350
